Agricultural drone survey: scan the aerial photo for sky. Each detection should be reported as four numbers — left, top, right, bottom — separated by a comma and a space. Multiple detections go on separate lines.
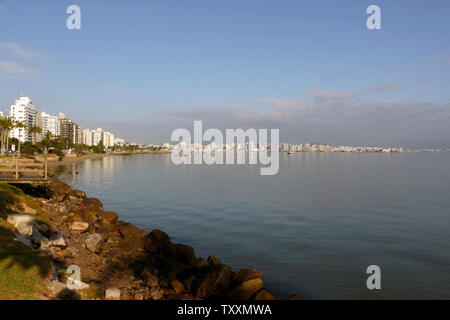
0, 0, 449, 147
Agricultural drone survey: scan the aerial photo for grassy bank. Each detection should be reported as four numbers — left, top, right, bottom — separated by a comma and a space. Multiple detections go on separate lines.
0, 183, 52, 300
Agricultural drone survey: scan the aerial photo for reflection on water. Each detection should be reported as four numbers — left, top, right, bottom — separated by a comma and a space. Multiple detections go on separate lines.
56, 152, 450, 299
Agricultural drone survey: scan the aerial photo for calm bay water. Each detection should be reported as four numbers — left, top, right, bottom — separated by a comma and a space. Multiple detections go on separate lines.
55, 152, 450, 299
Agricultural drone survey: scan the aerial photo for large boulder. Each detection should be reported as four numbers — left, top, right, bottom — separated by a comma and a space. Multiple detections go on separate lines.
195, 265, 233, 299
82, 198, 103, 212
101, 211, 118, 225
141, 268, 159, 287
253, 288, 279, 300
226, 268, 264, 300
7, 214, 35, 236
144, 229, 171, 252
71, 190, 86, 199
164, 243, 197, 265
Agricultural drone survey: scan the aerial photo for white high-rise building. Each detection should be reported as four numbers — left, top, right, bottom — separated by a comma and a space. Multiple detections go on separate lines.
39, 112, 58, 138
103, 132, 115, 148
9, 96, 37, 142
82, 129, 93, 146
92, 128, 104, 146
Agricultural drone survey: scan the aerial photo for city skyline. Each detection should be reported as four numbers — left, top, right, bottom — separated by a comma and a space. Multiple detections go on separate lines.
1, 1, 449, 147
6, 95, 122, 148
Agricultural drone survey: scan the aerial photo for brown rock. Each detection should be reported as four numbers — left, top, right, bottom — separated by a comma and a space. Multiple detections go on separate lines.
207, 255, 221, 265
196, 265, 232, 299
83, 198, 103, 212
19, 202, 37, 215
226, 268, 264, 300
194, 257, 207, 268
253, 288, 279, 300
165, 243, 196, 265
71, 190, 86, 198
150, 229, 170, 245
101, 211, 119, 225
170, 279, 185, 294
141, 269, 159, 287
184, 275, 196, 291
70, 221, 89, 232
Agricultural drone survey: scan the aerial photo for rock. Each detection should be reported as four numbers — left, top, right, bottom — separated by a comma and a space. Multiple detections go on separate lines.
141, 269, 159, 287
170, 279, 184, 294
195, 257, 207, 268
58, 205, 68, 214
48, 233, 67, 247
105, 288, 121, 300
150, 287, 164, 300
35, 223, 49, 233
165, 243, 197, 265
207, 255, 221, 265
70, 221, 89, 232
85, 233, 103, 253
71, 190, 86, 198
101, 211, 118, 225
196, 265, 233, 299
149, 229, 170, 247
15, 232, 31, 246
184, 275, 196, 291
253, 288, 279, 300
19, 202, 37, 215
83, 198, 103, 212
226, 268, 264, 300
7, 214, 35, 236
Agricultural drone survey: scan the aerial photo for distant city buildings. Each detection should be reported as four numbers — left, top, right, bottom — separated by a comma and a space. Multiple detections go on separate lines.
6, 95, 124, 149
82, 128, 115, 148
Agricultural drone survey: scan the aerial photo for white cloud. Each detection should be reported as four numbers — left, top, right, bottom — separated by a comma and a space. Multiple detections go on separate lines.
0, 60, 39, 79
0, 42, 34, 58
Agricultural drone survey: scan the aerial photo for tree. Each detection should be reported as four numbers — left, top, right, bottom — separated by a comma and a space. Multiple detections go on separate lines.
28, 125, 42, 145
0, 116, 14, 155
14, 120, 28, 158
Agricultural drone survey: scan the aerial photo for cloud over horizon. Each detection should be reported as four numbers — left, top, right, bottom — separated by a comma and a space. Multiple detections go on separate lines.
0, 60, 39, 80
162, 87, 450, 147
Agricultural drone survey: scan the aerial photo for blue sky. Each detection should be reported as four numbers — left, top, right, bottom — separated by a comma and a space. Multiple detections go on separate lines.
1, 0, 449, 146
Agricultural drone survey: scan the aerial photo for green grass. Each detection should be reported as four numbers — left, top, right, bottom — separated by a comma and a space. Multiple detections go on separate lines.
0, 183, 52, 300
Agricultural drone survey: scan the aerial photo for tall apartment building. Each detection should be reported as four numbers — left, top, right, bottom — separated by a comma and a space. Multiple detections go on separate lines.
82, 129, 93, 146
58, 112, 81, 144
9, 96, 37, 142
35, 112, 59, 142
89, 128, 115, 148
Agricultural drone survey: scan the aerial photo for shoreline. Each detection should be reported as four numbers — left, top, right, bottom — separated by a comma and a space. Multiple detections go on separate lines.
47, 151, 172, 168
2, 177, 300, 300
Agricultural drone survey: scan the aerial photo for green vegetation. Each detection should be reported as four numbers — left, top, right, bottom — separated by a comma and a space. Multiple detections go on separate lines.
0, 183, 52, 300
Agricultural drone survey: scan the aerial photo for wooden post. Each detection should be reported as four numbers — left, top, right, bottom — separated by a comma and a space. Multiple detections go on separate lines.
15, 159, 19, 179
44, 157, 48, 179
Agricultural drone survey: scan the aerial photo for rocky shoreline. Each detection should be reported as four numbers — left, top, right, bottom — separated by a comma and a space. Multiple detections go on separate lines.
7, 178, 301, 300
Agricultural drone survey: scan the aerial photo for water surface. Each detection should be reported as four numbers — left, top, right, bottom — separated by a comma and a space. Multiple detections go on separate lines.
56, 152, 450, 299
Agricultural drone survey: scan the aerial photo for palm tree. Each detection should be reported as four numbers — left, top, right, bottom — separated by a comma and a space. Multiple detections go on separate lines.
5, 117, 14, 153
28, 125, 42, 144
0, 117, 6, 155
15, 120, 28, 158
0, 116, 14, 156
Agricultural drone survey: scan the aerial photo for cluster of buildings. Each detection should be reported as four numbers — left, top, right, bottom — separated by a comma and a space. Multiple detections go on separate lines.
280, 143, 405, 153
4, 96, 123, 149
170, 142, 406, 153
